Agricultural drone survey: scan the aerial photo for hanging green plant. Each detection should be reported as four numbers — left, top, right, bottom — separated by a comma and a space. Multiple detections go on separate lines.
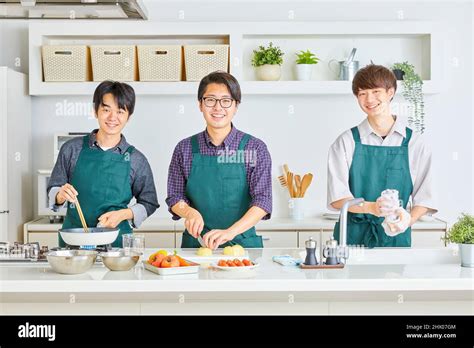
391, 61, 425, 133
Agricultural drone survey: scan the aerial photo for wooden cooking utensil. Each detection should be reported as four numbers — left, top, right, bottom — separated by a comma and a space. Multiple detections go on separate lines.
283, 164, 289, 177
295, 175, 302, 198
278, 175, 287, 187
300, 173, 314, 198
75, 198, 89, 233
287, 172, 294, 198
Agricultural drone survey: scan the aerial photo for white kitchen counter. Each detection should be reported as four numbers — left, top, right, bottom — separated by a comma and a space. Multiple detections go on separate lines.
1, 247, 472, 315
25, 216, 448, 232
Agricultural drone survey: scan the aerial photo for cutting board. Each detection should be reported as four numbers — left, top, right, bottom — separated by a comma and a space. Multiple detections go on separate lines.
176, 249, 249, 263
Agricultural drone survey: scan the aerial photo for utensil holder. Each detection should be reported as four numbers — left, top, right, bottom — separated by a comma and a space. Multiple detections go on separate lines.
289, 198, 305, 220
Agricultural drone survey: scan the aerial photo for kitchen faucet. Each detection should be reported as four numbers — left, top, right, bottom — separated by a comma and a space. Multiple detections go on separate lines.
339, 197, 365, 263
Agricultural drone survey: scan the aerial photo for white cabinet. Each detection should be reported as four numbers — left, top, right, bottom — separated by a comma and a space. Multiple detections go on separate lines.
175, 232, 183, 248
141, 232, 175, 248
27, 232, 58, 249
258, 231, 298, 248
321, 229, 446, 248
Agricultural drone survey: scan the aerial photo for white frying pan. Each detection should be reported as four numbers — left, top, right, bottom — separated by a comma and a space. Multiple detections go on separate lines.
59, 228, 119, 246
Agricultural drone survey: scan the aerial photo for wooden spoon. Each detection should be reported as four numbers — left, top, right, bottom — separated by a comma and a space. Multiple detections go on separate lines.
75, 198, 89, 233
295, 175, 302, 198
287, 172, 294, 198
299, 173, 314, 198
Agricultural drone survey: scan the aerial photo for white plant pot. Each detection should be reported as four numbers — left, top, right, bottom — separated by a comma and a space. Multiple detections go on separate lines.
459, 243, 474, 267
295, 64, 314, 81
255, 64, 281, 81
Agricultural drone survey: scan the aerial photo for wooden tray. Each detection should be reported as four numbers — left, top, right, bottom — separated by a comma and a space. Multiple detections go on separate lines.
300, 263, 345, 269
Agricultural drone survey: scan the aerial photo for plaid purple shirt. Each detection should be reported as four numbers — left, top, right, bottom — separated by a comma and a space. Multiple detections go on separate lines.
166, 125, 272, 220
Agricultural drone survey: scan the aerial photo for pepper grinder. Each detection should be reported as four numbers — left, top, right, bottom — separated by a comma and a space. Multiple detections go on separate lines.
304, 237, 318, 265
323, 237, 339, 265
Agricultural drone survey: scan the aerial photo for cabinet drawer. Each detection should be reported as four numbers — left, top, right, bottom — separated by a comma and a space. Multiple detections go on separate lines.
412, 231, 446, 247
257, 231, 297, 248
322, 230, 446, 247
298, 231, 322, 248
28, 232, 58, 249
175, 232, 183, 248
141, 232, 175, 248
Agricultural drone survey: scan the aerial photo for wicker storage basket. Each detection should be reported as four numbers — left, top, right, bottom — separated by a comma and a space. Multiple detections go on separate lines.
42, 45, 91, 82
184, 44, 229, 81
90, 45, 137, 81
137, 45, 182, 81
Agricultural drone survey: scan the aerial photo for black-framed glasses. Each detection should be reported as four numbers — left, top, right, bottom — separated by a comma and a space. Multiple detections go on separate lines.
201, 97, 234, 108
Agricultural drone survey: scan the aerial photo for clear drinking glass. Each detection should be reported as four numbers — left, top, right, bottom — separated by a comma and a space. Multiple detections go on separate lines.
122, 233, 145, 265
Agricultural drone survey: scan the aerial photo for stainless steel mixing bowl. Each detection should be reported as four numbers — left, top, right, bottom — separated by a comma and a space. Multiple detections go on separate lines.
47, 249, 98, 274
99, 250, 141, 271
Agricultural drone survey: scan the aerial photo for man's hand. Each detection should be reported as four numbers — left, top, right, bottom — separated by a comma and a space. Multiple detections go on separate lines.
383, 208, 411, 236
56, 183, 78, 205
203, 229, 237, 250
98, 209, 132, 228
184, 208, 204, 238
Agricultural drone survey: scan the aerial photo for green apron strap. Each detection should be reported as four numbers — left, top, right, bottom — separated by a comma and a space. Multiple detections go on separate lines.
238, 134, 251, 150
401, 127, 412, 147
351, 127, 361, 143
82, 134, 90, 149
191, 135, 200, 154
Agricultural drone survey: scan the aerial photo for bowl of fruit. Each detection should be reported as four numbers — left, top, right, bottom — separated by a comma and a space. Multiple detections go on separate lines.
213, 258, 259, 271
144, 250, 199, 275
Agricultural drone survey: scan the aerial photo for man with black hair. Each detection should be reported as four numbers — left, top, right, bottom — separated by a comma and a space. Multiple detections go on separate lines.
48, 81, 159, 247
166, 71, 272, 249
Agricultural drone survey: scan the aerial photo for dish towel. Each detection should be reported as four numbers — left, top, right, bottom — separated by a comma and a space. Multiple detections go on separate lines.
272, 255, 302, 266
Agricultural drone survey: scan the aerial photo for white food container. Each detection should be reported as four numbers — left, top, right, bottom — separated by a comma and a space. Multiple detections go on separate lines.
144, 260, 199, 275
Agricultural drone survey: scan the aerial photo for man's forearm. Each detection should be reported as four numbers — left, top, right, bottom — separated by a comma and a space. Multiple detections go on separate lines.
331, 197, 377, 215
409, 206, 429, 226
171, 200, 194, 219
227, 206, 267, 237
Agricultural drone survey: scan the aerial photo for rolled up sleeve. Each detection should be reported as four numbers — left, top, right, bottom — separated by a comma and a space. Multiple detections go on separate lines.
327, 136, 353, 211
247, 141, 272, 219
130, 154, 159, 228
410, 138, 437, 214
166, 142, 190, 220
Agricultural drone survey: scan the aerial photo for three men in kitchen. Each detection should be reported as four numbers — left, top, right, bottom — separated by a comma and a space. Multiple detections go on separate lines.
327, 64, 436, 247
166, 71, 272, 249
48, 81, 159, 247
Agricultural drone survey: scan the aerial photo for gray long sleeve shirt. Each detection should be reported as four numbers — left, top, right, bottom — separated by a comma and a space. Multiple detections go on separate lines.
47, 129, 159, 228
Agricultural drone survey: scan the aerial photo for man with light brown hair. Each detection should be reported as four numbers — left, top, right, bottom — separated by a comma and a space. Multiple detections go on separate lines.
327, 64, 436, 248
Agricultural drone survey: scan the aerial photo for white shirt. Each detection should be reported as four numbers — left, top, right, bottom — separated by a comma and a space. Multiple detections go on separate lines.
327, 116, 437, 214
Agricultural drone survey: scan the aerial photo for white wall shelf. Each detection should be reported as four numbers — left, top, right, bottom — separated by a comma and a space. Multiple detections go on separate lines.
29, 21, 442, 96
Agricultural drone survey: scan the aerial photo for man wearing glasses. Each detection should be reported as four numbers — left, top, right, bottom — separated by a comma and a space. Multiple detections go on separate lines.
166, 71, 272, 249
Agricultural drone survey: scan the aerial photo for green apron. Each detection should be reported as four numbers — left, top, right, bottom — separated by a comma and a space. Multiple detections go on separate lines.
60, 135, 134, 248
181, 133, 263, 248
333, 126, 413, 248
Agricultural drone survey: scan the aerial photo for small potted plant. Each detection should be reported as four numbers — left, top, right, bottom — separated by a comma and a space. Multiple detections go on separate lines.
444, 213, 474, 267
295, 49, 319, 81
391, 61, 425, 134
252, 42, 284, 81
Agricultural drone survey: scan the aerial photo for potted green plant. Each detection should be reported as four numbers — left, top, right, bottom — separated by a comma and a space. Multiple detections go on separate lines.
443, 213, 474, 267
252, 42, 284, 81
391, 61, 425, 133
295, 49, 320, 81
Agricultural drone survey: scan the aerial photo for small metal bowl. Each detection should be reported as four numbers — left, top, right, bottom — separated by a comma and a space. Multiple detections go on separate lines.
99, 250, 141, 271
47, 250, 98, 275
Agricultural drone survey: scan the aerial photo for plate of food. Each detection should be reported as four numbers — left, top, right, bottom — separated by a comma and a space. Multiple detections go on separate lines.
212, 258, 259, 271
145, 251, 199, 275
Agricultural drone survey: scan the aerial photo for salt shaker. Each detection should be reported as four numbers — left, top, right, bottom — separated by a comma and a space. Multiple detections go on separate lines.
304, 237, 318, 265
